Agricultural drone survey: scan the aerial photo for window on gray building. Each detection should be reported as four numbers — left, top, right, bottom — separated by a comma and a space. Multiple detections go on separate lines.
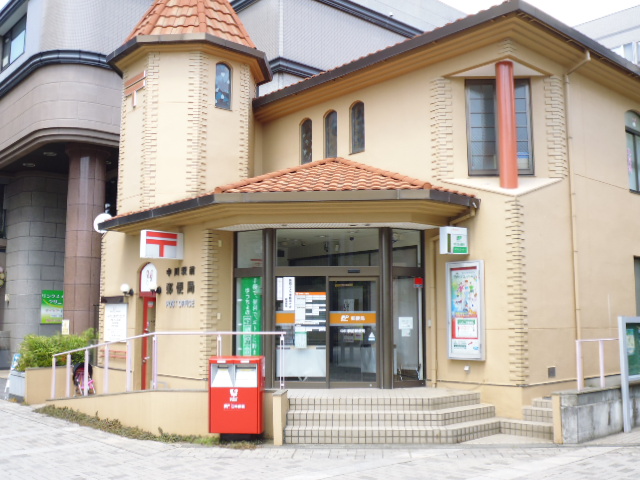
1, 15, 26, 70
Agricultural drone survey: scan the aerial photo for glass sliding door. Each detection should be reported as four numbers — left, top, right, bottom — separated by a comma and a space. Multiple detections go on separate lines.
393, 276, 424, 385
329, 279, 378, 386
275, 276, 327, 383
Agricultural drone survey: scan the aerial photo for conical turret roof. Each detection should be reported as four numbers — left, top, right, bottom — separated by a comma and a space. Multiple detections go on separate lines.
126, 0, 256, 48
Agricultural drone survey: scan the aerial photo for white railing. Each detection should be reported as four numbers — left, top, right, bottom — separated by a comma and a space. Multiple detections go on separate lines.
575, 337, 619, 391
51, 331, 285, 400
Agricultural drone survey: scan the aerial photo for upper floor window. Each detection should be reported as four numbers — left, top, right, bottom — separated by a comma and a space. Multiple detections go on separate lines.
215, 63, 231, 109
1, 15, 26, 71
626, 111, 640, 191
466, 79, 533, 175
350, 101, 365, 154
613, 43, 640, 65
324, 110, 337, 158
301, 118, 312, 164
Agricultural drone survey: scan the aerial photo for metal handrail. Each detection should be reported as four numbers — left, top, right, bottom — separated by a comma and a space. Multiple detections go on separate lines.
51, 331, 285, 400
575, 337, 619, 391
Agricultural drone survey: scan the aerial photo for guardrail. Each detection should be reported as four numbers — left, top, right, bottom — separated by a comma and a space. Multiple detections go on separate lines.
575, 337, 619, 391
51, 331, 285, 400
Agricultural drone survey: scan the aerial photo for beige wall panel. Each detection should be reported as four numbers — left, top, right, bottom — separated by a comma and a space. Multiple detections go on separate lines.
526, 327, 577, 385
520, 182, 574, 330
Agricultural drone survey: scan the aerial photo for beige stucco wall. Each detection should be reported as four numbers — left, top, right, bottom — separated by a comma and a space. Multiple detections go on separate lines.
116, 47, 256, 215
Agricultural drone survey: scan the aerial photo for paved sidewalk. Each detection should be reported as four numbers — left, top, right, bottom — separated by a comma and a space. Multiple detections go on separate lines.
2, 399, 640, 479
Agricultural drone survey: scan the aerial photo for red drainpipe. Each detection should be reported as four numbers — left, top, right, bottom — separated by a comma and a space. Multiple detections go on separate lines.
496, 61, 518, 189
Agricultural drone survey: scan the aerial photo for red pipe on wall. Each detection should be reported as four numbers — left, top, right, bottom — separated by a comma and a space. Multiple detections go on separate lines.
496, 61, 518, 189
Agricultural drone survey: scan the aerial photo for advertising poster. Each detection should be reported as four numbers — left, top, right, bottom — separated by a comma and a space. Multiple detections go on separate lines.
446, 261, 484, 360
41, 290, 64, 324
238, 277, 262, 356
104, 303, 128, 342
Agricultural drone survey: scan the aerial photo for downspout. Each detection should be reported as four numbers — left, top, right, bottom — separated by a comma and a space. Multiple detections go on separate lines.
564, 51, 591, 342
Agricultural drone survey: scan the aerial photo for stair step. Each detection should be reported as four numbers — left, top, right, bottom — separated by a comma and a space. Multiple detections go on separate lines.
500, 419, 554, 440
287, 404, 496, 427
284, 418, 501, 444
532, 397, 552, 409
288, 392, 481, 411
523, 406, 553, 424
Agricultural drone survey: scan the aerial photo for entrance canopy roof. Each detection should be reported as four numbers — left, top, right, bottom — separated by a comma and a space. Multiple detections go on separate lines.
100, 158, 480, 234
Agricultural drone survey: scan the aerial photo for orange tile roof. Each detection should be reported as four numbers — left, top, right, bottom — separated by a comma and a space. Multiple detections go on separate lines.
126, 0, 256, 48
214, 157, 474, 197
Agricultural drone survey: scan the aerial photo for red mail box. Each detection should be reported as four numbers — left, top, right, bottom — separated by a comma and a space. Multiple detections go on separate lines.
209, 356, 265, 434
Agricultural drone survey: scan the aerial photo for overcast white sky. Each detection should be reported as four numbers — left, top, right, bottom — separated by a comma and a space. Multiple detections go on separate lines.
442, 0, 640, 26
0, 0, 638, 26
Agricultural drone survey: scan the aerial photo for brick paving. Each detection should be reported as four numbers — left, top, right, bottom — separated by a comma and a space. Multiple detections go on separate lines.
2, 398, 640, 479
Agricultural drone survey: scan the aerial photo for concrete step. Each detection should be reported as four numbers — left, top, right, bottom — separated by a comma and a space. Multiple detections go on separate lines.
287, 403, 496, 427
532, 397, 552, 409
523, 406, 553, 424
284, 418, 502, 444
288, 391, 481, 411
500, 419, 554, 441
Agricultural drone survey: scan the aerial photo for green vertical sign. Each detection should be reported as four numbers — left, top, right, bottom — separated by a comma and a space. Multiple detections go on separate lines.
239, 277, 262, 356
626, 324, 640, 376
41, 290, 64, 324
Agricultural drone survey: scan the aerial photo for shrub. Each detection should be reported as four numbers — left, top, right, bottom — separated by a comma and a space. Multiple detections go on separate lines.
16, 329, 95, 371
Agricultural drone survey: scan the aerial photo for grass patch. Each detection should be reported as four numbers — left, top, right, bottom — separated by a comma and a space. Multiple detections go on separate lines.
34, 405, 260, 449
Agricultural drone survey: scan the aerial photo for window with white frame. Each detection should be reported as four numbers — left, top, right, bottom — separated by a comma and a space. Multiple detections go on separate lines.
466, 79, 533, 175
626, 111, 640, 192
1, 15, 26, 71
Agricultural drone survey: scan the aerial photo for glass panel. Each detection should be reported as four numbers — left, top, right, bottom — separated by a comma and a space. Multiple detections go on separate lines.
624, 43, 634, 62
215, 63, 231, 109
9, 16, 26, 64
277, 228, 379, 266
236, 230, 263, 268
324, 111, 337, 158
300, 119, 312, 164
626, 111, 640, 132
350, 102, 365, 153
329, 280, 377, 383
392, 229, 422, 267
235, 277, 263, 356
629, 132, 639, 191
393, 277, 423, 382
1, 36, 9, 69
275, 276, 326, 382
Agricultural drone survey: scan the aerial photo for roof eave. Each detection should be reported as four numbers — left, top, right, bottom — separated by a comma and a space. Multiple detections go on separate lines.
100, 189, 480, 232
107, 33, 272, 84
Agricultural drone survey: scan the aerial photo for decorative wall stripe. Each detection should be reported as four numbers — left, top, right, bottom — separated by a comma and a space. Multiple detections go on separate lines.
430, 77, 454, 181
199, 229, 220, 377
141, 52, 160, 210
238, 63, 254, 178
505, 198, 528, 383
186, 51, 209, 197
544, 75, 568, 179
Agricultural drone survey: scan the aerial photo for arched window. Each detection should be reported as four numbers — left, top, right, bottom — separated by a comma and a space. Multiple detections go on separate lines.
324, 110, 337, 158
350, 101, 365, 153
301, 119, 312, 164
215, 63, 232, 110
627, 111, 640, 191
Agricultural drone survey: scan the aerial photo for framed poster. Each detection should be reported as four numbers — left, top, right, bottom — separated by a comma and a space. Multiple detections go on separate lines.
41, 290, 64, 324
104, 303, 128, 342
446, 261, 485, 360
618, 316, 640, 432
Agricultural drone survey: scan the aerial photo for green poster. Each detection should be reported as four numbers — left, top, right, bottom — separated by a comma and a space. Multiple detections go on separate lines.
239, 277, 262, 356
41, 290, 64, 324
626, 324, 640, 376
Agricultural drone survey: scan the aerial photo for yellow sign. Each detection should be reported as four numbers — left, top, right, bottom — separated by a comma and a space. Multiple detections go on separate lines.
330, 312, 376, 325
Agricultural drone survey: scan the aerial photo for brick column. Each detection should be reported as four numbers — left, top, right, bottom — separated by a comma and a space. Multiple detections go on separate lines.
64, 144, 108, 334
496, 61, 518, 189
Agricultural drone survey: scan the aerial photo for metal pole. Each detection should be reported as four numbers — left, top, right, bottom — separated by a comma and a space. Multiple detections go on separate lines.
576, 340, 584, 391
66, 354, 71, 398
51, 355, 56, 400
83, 349, 89, 396
126, 340, 133, 392
104, 345, 110, 394
152, 334, 158, 390
279, 334, 285, 389
599, 339, 606, 388
217, 334, 222, 356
